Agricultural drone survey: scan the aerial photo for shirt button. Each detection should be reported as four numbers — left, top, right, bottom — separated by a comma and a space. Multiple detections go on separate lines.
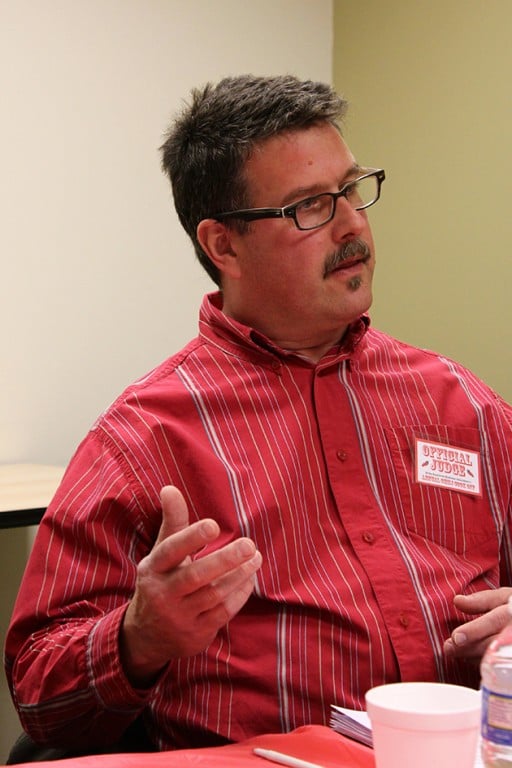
336, 450, 348, 462
399, 612, 410, 628
362, 531, 375, 544
271, 360, 282, 373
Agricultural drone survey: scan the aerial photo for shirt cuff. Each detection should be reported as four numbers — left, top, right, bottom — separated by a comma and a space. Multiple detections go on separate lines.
87, 604, 155, 710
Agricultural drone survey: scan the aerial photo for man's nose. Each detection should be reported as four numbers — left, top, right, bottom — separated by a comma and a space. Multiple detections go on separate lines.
330, 197, 367, 241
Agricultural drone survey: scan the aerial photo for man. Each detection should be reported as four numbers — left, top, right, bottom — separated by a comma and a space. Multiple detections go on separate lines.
5, 75, 512, 754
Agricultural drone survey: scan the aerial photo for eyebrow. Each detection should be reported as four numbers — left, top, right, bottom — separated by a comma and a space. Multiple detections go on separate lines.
281, 163, 362, 207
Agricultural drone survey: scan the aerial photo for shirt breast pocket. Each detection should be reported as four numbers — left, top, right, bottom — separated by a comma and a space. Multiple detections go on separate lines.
384, 424, 496, 555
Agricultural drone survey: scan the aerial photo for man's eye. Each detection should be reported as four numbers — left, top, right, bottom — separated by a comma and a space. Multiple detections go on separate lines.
345, 179, 367, 200
296, 196, 323, 212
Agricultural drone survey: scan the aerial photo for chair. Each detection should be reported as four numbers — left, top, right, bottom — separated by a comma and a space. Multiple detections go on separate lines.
6, 717, 154, 764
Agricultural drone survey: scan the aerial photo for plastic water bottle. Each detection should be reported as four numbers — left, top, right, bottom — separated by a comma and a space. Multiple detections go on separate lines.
481, 595, 512, 766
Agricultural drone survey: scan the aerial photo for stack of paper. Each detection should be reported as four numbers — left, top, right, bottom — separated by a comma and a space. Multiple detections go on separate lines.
329, 706, 373, 748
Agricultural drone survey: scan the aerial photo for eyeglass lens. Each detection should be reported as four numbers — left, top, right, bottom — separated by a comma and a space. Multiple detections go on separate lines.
295, 175, 379, 229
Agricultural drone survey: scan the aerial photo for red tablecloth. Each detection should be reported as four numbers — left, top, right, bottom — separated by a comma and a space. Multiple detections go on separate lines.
6, 726, 374, 768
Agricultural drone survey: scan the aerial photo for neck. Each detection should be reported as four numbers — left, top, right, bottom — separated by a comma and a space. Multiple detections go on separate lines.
219, 291, 349, 363
279, 329, 348, 363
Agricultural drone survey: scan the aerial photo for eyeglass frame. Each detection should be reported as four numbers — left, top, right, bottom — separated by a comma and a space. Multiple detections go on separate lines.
211, 167, 385, 231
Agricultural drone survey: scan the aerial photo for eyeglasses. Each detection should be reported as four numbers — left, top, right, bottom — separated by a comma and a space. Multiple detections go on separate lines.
212, 168, 385, 231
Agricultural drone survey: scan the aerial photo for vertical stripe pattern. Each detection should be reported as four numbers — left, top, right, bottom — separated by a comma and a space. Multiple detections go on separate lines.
5, 292, 512, 752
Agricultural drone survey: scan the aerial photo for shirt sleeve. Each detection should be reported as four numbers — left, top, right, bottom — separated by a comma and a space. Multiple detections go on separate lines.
4, 430, 161, 750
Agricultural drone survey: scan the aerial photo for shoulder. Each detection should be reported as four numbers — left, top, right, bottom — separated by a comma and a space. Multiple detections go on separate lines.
94, 337, 205, 424
363, 327, 511, 418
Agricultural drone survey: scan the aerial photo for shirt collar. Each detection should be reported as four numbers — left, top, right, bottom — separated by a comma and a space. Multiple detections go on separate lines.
199, 291, 370, 365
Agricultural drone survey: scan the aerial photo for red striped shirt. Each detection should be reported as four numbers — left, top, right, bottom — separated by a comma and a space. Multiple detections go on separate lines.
6, 292, 512, 751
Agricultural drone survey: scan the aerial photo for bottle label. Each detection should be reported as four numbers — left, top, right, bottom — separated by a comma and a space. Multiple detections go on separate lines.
482, 686, 512, 746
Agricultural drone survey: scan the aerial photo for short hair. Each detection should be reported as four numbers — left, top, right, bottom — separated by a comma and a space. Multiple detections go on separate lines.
160, 74, 348, 285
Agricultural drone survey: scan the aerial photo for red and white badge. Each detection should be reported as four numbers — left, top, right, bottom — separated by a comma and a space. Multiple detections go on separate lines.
415, 438, 482, 496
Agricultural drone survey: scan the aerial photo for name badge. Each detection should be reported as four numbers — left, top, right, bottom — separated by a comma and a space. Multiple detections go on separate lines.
415, 438, 482, 496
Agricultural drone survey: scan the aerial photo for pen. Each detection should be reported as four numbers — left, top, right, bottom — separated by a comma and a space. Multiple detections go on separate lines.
253, 746, 326, 768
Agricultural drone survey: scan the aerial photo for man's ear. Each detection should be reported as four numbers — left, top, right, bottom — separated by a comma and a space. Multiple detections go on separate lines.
196, 219, 242, 279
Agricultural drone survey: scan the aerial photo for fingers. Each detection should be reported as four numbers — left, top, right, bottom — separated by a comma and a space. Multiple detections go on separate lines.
149, 517, 220, 574
183, 547, 262, 619
149, 529, 260, 606
149, 487, 260, 590
122, 535, 262, 681
155, 486, 191, 545
443, 635, 488, 663
453, 587, 512, 615
444, 588, 512, 660
173, 537, 259, 594
444, 610, 504, 657
151, 485, 220, 573
122, 484, 263, 684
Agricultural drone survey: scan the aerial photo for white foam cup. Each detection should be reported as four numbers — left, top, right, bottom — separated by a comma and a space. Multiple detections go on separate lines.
365, 682, 481, 768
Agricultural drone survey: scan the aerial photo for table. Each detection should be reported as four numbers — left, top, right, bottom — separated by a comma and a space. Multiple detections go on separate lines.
0, 725, 375, 768
0, 464, 65, 528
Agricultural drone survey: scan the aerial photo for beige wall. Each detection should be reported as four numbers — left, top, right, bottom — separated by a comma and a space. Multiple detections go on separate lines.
0, 1, 332, 757
1, 0, 333, 470
334, 0, 512, 402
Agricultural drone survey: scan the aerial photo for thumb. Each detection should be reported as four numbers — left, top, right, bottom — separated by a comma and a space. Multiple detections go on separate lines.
155, 485, 190, 546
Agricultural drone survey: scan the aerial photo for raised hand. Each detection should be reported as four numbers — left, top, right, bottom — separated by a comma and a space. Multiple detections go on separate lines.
121, 486, 262, 687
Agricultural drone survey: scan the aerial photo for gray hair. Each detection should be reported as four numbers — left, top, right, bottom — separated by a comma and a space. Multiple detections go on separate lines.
160, 74, 348, 285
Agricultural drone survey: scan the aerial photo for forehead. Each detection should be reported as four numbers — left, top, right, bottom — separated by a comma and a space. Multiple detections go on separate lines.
243, 123, 356, 204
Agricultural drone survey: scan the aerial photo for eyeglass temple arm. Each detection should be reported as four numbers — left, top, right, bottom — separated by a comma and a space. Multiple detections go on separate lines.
215, 207, 288, 222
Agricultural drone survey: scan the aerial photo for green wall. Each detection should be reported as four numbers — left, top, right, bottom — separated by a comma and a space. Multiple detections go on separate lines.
334, 1, 512, 402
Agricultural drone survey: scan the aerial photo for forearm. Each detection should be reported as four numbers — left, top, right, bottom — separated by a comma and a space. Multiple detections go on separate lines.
7, 607, 151, 750
4, 434, 161, 749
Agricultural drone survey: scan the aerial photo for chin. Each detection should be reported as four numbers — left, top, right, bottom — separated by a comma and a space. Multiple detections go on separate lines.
346, 283, 372, 313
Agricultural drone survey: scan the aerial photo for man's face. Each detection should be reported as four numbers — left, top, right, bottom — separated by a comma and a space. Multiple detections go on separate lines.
222, 123, 377, 353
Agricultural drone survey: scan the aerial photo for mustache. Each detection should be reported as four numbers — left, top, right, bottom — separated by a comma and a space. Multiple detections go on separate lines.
323, 238, 371, 278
